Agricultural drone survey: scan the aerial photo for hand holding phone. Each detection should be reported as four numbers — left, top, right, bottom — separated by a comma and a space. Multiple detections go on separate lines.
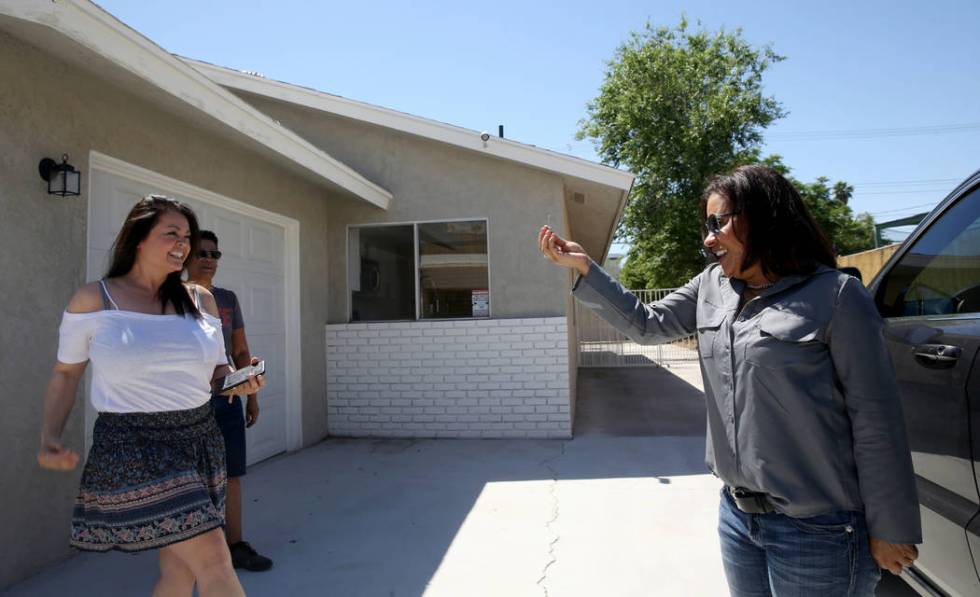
213, 360, 266, 395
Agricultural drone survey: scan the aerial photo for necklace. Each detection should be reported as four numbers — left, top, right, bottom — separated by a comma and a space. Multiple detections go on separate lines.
746, 281, 776, 290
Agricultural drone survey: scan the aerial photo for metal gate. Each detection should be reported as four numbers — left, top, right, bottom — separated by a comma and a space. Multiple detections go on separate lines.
575, 288, 699, 367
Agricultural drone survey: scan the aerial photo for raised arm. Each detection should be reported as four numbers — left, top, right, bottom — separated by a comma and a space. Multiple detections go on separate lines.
539, 225, 700, 344
573, 262, 701, 344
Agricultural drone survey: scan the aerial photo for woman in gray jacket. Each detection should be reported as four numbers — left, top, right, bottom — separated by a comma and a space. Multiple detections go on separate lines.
540, 164, 920, 596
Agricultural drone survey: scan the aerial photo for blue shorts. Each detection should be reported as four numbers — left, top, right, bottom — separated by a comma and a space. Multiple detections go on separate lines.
211, 395, 247, 478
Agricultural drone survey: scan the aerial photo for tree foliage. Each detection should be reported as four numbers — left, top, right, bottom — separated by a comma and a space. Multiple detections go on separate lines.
579, 18, 785, 288
580, 19, 875, 289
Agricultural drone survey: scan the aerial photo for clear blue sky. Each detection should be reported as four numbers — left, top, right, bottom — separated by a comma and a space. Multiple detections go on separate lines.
99, 0, 980, 245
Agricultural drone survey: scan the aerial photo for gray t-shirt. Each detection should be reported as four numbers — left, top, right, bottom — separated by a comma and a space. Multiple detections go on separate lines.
211, 286, 244, 367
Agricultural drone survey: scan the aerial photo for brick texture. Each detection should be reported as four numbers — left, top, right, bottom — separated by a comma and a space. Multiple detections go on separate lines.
326, 317, 571, 438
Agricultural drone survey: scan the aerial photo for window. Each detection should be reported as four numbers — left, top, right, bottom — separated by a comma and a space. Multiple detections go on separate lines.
419, 221, 489, 319
349, 225, 415, 322
876, 186, 980, 318
349, 220, 490, 321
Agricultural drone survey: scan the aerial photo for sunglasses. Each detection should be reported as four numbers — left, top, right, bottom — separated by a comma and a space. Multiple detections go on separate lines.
704, 211, 740, 236
197, 250, 222, 260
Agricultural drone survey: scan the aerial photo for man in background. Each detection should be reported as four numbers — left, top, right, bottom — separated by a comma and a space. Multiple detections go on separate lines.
187, 230, 273, 572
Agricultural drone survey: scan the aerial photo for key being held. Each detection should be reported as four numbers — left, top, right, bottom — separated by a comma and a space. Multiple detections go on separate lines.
538, 225, 592, 276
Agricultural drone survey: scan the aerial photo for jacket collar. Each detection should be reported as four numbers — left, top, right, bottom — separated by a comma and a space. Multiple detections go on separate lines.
721, 265, 836, 311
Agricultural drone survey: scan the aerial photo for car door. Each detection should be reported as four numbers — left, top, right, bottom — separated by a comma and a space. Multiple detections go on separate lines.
870, 178, 980, 596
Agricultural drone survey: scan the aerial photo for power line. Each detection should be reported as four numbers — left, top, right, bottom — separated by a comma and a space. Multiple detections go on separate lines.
869, 202, 938, 216
855, 189, 951, 196
851, 178, 961, 187
767, 122, 980, 141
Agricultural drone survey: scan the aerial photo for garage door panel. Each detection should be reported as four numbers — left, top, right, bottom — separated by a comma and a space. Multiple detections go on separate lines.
88, 249, 109, 282
212, 214, 246, 259
248, 222, 284, 267
90, 180, 147, 252
248, 401, 286, 463
244, 332, 285, 466
246, 332, 285, 395
246, 277, 282, 329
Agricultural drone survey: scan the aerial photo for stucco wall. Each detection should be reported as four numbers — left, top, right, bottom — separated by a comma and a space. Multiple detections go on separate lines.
233, 92, 570, 323
0, 31, 339, 588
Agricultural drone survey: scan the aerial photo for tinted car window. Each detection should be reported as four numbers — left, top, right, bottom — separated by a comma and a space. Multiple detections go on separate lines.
876, 185, 980, 318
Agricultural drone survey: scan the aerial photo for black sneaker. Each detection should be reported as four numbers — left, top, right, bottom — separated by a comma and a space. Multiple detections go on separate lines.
229, 541, 273, 572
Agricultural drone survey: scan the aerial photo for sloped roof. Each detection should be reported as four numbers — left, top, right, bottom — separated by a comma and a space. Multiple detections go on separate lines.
0, 0, 392, 209
184, 58, 635, 192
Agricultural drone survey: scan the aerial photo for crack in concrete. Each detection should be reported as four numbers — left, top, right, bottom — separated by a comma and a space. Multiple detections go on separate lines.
536, 440, 568, 597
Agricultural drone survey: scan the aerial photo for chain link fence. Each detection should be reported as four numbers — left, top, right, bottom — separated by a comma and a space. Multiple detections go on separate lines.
575, 288, 699, 367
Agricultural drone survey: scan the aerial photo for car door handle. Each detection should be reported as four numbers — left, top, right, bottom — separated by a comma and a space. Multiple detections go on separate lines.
913, 344, 962, 366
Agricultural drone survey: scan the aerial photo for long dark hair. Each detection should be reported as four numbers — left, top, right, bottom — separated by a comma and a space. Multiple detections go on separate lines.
105, 194, 201, 318
702, 165, 836, 278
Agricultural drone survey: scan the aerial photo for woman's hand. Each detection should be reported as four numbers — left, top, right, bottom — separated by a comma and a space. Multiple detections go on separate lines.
538, 225, 592, 276
38, 434, 80, 471
870, 537, 918, 575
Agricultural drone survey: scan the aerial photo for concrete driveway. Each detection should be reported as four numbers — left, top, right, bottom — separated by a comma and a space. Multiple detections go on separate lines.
4, 365, 915, 596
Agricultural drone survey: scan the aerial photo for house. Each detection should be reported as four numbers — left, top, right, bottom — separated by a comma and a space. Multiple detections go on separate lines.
0, 0, 632, 587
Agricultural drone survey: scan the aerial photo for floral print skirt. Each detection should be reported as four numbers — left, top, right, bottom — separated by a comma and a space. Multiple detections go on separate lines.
71, 401, 227, 553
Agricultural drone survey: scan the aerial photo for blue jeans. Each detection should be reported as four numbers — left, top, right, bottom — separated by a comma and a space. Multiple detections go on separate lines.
719, 488, 881, 597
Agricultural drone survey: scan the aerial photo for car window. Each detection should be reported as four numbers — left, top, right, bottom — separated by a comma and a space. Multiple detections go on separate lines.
876, 185, 980, 318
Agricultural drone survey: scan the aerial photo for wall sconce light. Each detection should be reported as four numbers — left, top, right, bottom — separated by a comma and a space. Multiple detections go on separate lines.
38, 154, 81, 197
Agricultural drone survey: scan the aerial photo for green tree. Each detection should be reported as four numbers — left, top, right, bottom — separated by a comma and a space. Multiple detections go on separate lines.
579, 18, 786, 288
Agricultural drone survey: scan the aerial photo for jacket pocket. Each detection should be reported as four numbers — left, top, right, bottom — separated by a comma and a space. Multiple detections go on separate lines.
696, 308, 727, 360
745, 310, 827, 369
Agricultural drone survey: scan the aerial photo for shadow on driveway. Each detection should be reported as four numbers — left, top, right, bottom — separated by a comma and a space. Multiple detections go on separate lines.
4, 365, 916, 596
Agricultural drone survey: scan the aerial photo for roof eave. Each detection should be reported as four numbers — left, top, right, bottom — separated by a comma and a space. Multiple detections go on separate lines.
0, 0, 391, 210
183, 58, 635, 192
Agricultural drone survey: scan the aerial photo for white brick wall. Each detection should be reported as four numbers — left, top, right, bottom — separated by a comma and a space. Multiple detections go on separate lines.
326, 317, 571, 438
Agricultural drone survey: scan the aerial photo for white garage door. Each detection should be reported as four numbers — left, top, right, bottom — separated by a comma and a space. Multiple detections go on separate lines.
85, 153, 299, 465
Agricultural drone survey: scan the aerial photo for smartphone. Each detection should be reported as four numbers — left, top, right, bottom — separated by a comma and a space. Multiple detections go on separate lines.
212, 360, 265, 394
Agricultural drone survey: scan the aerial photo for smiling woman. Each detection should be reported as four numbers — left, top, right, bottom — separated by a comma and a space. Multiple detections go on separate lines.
37, 194, 265, 597
103, 195, 202, 317
538, 164, 922, 596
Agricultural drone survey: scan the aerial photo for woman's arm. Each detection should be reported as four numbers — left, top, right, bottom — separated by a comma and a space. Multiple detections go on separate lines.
573, 262, 701, 344
38, 361, 87, 470
829, 276, 921, 571
38, 283, 101, 471
539, 225, 701, 344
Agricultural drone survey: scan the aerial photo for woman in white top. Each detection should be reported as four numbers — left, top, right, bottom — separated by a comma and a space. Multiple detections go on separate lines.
38, 195, 264, 597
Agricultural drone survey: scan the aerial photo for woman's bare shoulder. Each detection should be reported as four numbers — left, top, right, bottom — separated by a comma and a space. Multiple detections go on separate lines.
185, 283, 219, 318
65, 282, 104, 314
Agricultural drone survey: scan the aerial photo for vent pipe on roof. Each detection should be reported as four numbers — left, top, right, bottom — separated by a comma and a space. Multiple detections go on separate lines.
498, 125, 504, 138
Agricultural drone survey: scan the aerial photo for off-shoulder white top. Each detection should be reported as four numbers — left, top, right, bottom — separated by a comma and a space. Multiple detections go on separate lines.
57, 285, 225, 413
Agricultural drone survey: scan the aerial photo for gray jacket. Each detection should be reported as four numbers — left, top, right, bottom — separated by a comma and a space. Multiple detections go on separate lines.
573, 261, 921, 543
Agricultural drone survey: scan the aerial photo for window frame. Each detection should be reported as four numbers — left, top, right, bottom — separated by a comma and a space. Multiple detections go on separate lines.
872, 175, 980, 322
346, 217, 492, 322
